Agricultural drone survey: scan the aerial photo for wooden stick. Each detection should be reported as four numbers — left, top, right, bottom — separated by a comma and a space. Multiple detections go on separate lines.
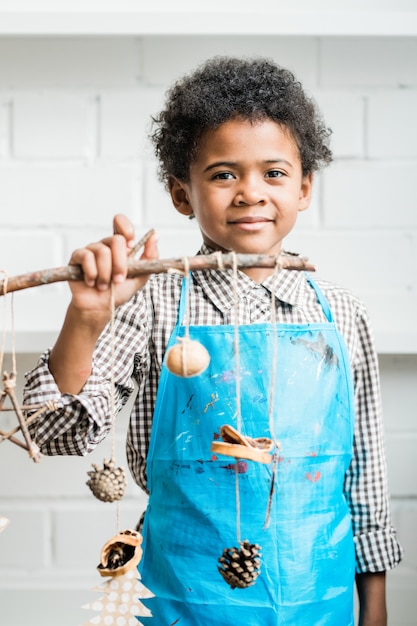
128, 229, 155, 257
0, 251, 314, 296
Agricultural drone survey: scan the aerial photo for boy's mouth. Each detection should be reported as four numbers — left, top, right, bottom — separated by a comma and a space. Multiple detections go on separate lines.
229, 216, 274, 231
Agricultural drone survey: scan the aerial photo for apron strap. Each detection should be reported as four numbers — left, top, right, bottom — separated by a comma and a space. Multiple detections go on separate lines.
177, 273, 189, 324
177, 272, 188, 326
306, 274, 334, 323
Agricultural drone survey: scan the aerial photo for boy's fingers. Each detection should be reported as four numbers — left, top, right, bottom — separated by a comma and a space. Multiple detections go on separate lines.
109, 234, 131, 284
113, 214, 135, 249
70, 239, 126, 289
70, 247, 100, 288
69, 218, 158, 292
91, 244, 114, 290
90, 235, 130, 286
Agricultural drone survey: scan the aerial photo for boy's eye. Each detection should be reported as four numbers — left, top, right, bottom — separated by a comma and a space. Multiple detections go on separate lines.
265, 170, 284, 178
212, 172, 235, 180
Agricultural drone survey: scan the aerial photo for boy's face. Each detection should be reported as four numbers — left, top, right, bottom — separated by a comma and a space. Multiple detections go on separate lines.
170, 118, 312, 280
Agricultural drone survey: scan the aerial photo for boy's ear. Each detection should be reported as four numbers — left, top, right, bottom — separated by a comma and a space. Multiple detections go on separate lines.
169, 177, 193, 217
298, 173, 313, 212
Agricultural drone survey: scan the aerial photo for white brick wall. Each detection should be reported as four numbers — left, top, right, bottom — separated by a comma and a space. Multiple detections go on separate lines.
320, 37, 417, 87
140, 35, 320, 87
0, 37, 141, 88
13, 93, 96, 159
0, 34, 416, 625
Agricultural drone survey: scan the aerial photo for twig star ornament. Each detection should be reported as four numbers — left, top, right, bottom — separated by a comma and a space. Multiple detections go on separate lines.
0, 371, 43, 461
0, 272, 57, 461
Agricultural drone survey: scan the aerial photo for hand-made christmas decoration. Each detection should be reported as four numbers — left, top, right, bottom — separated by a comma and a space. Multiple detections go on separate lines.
218, 540, 262, 589
211, 424, 274, 464
0, 371, 52, 462
82, 530, 154, 626
0, 248, 314, 297
97, 529, 143, 577
85, 234, 159, 503
86, 458, 127, 503
0, 234, 314, 606
209, 253, 282, 589
0, 278, 58, 462
165, 336, 210, 377
165, 260, 211, 378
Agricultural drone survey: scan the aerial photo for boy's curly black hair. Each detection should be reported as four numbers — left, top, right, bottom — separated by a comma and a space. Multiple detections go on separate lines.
150, 56, 332, 185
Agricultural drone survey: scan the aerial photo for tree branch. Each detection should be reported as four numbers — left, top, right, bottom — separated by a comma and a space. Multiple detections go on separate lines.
0, 251, 315, 296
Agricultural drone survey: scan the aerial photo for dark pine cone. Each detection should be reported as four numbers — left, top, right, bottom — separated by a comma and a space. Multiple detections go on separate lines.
218, 540, 262, 589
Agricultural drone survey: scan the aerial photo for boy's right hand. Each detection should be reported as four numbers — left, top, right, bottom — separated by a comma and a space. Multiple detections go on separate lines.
68, 214, 159, 319
50, 214, 159, 394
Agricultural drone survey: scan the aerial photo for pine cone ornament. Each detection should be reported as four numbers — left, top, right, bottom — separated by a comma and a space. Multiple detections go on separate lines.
86, 459, 127, 503
218, 540, 262, 589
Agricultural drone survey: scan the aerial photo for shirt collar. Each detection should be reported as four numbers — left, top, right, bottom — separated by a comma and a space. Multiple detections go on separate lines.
192, 244, 307, 311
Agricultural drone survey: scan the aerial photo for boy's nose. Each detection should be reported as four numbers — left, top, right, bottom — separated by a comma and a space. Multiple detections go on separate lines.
233, 189, 267, 206
234, 185, 267, 206
233, 177, 267, 206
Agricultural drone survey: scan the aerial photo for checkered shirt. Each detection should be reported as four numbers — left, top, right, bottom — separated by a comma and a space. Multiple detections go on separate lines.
24, 245, 403, 573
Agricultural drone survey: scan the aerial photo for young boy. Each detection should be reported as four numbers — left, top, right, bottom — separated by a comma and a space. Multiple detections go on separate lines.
25, 57, 402, 625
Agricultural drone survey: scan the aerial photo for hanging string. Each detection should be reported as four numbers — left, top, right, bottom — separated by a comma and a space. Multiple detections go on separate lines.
213, 251, 225, 271
109, 284, 116, 463
182, 257, 191, 339
231, 252, 242, 544
267, 259, 281, 446
109, 283, 120, 533
0, 271, 8, 376
264, 257, 283, 529
10, 292, 16, 377
231, 253, 241, 434
0, 271, 16, 377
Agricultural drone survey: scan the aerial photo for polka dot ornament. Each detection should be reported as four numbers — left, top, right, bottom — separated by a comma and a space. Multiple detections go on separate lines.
82, 568, 154, 625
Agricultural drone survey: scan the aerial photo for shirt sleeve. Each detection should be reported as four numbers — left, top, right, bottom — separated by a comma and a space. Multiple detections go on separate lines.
344, 305, 403, 572
24, 293, 149, 457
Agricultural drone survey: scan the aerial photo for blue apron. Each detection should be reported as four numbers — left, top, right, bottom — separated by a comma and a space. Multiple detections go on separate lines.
139, 275, 355, 625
